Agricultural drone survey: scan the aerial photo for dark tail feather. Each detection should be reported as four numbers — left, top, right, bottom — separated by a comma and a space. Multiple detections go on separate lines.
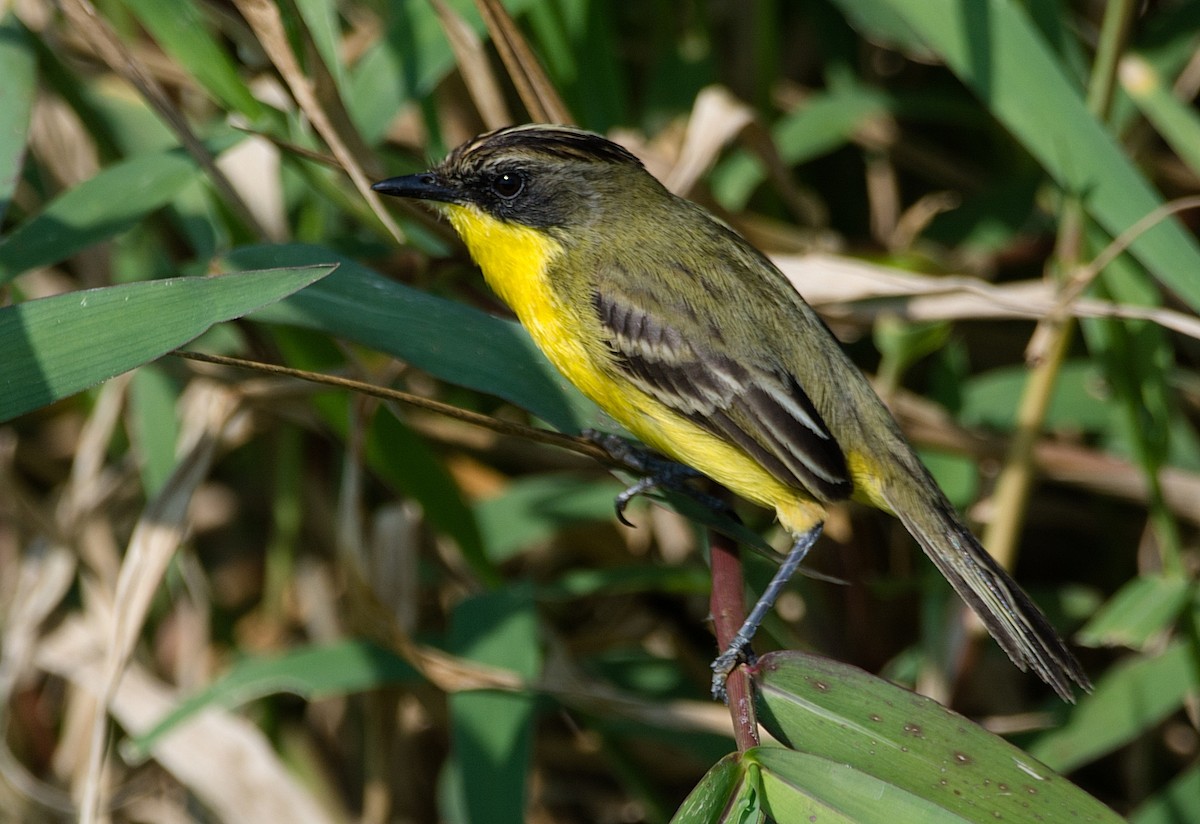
885, 479, 1091, 702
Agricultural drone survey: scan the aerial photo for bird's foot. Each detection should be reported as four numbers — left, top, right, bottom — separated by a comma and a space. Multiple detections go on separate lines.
582, 429, 732, 526
710, 643, 758, 703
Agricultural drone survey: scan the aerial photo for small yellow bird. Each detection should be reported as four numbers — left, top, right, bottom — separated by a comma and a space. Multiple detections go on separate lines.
373, 124, 1089, 701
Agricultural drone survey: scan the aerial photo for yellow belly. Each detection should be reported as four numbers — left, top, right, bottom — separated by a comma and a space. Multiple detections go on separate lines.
441, 203, 827, 534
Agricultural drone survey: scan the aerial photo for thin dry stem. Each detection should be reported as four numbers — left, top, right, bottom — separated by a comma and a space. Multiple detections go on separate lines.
57, 0, 271, 241
471, 0, 573, 124
233, 0, 405, 243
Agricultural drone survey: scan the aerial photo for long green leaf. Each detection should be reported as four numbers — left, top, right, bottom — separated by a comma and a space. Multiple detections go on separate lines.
1121, 53, 1200, 180
344, 0, 544, 145
123, 639, 418, 762
0, 139, 239, 283
118, 0, 264, 120
753, 747, 969, 823
0, 12, 36, 226
0, 265, 334, 422
1130, 760, 1200, 824
474, 473, 620, 562
449, 585, 540, 824
1076, 576, 1193, 650
1029, 641, 1198, 773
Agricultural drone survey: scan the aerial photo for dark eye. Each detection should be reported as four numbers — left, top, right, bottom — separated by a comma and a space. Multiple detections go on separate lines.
491, 171, 525, 199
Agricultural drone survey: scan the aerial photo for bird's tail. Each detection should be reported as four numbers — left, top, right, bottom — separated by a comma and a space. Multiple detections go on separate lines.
882, 466, 1091, 701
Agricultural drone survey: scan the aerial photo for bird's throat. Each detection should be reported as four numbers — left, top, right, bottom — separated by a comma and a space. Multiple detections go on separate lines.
441, 203, 565, 317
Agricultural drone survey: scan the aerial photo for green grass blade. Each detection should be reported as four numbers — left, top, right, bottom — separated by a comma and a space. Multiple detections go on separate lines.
0, 12, 36, 226
369, 408, 493, 582
1076, 576, 1193, 650
294, 0, 346, 92
0, 265, 334, 422
123, 639, 418, 762
0, 139, 239, 283
1121, 53, 1200, 180
1029, 641, 1198, 773
345, 0, 535, 145
448, 585, 540, 824
1129, 760, 1200, 824
128, 365, 181, 497
117, 0, 265, 120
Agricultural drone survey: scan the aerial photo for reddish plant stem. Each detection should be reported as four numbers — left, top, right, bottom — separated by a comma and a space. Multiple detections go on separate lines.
708, 526, 759, 751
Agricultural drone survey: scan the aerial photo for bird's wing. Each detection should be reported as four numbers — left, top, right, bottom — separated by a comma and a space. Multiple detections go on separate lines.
592, 287, 852, 502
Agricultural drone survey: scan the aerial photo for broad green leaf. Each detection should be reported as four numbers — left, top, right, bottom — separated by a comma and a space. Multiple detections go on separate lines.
229, 243, 598, 433
916, 449, 978, 509
672, 745, 1019, 824
0, 12, 36, 226
123, 639, 418, 762
873, 316, 952, 391
834, 1, 931, 60
755, 651, 1120, 823
1077, 576, 1192, 650
753, 747, 967, 823
0, 139, 240, 283
1029, 641, 1198, 773
449, 585, 540, 824
833, 0, 1200, 313
0, 265, 334, 422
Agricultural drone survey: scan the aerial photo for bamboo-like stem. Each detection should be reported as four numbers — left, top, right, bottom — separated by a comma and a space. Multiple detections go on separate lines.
709, 526, 760, 751
981, 0, 1137, 570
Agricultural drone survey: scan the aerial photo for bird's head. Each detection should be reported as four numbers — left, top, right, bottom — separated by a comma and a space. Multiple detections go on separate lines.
372, 124, 660, 234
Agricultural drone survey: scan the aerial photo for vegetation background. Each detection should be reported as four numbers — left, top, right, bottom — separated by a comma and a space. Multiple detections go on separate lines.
1, 0, 1199, 821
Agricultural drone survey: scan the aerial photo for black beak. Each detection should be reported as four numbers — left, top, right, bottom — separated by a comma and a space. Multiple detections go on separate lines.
371, 172, 460, 204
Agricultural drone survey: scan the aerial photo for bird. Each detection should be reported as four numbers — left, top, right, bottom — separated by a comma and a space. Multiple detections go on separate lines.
372, 123, 1090, 702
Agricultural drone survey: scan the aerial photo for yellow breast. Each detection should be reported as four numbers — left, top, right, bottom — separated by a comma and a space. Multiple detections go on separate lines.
442, 203, 605, 398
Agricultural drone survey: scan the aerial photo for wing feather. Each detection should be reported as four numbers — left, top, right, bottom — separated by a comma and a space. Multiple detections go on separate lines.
593, 289, 852, 502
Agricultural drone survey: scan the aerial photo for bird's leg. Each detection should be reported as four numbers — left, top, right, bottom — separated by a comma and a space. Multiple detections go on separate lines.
710, 523, 823, 702
582, 429, 732, 526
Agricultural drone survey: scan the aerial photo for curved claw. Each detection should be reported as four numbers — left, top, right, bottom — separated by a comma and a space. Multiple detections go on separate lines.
613, 492, 637, 528
710, 644, 758, 703
582, 429, 732, 528
612, 475, 663, 527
